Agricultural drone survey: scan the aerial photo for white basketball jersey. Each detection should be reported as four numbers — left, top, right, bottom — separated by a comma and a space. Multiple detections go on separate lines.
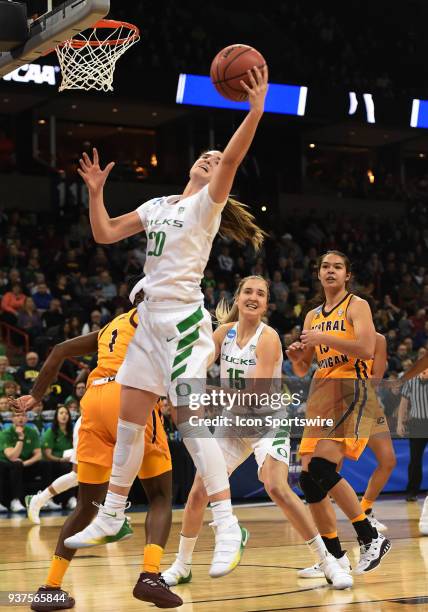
129, 184, 227, 303
220, 321, 283, 384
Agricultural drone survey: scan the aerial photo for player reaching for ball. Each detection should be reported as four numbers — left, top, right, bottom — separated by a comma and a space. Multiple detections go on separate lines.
66, 63, 269, 579
162, 275, 353, 590
287, 251, 391, 575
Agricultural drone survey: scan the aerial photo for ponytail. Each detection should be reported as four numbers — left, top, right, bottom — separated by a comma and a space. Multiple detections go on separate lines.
219, 198, 268, 252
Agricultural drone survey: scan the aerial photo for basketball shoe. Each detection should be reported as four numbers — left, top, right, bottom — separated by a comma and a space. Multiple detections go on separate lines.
64, 502, 132, 548
162, 556, 192, 586
298, 552, 351, 579
419, 496, 428, 535
209, 521, 249, 578
354, 533, 391, 574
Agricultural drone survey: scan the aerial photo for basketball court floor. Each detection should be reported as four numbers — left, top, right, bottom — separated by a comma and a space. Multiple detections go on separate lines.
1, 497, 428, 611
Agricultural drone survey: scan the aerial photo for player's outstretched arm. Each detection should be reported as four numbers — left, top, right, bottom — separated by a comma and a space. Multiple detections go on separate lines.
79, 147, 143, 244
208, 66, 268, 204
11, 331, 99, 413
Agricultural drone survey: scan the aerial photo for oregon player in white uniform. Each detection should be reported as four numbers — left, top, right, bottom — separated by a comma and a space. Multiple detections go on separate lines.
163, 276, 353, 590
67, 68, 270, 581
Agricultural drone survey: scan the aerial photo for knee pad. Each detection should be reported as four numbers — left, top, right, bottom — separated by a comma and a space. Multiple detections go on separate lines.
110, 419, 146, 488
299, 470, 327, 503
182, 435, 229, 496
308, 457, 342, 493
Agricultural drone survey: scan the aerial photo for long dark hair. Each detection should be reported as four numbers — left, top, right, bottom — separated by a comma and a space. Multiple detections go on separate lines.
303, 250, 353, 318
52, 405, 73, 439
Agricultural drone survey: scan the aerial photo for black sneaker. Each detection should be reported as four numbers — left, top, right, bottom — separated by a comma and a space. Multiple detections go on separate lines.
133, 572, 183, 608
406, 494, 418, 502
30, 586, 75, 611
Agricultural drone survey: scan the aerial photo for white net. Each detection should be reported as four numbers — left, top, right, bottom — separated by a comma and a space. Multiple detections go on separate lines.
55, 20, 140, 92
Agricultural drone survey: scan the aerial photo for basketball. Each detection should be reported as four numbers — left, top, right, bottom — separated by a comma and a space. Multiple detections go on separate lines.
210, 44, 267, 102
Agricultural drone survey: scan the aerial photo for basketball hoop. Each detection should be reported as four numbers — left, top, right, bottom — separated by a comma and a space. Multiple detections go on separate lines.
54, 19, 140, 92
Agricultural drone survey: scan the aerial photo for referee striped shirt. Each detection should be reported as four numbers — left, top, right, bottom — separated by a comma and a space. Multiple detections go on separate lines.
401, 378, 428, 419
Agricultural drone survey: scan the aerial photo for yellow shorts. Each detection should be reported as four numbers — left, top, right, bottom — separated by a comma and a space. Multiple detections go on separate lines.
299, 436, 369, 461
77, 381, 171, 484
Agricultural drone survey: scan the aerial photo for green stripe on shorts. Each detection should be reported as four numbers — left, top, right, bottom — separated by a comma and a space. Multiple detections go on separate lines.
171, 364, 187, 381
177, 327, 200, 351
176, 306, 204, 333
173, 346, 193, 368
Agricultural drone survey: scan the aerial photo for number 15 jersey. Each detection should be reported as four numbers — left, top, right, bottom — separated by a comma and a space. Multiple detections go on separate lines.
86, 309, 138, 386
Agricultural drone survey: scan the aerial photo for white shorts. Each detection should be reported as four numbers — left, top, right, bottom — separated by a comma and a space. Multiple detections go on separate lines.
65, 416, 81, 465
116, 300, 215, 405
217, 429, 290, 480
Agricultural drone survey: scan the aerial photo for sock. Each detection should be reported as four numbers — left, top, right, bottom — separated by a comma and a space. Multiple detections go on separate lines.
46, 555, 70, 588
50, 471, 78, 495
142, 544, 164, 573
351, 513, 377, 544
38, 488, 53, 506
103, 491, 128, 517
361, 497, 374, 514
177, 534, 198, 564
210, 499, 237, 529
321, 531, 344, 559
306, 534, 328, 561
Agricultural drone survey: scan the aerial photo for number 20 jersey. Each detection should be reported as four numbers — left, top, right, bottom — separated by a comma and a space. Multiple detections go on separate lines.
130, 184, 227, 304
86, 309, 138, 386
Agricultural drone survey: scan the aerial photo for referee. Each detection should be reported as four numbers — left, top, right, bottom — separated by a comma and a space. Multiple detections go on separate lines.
397, 368, 428, 501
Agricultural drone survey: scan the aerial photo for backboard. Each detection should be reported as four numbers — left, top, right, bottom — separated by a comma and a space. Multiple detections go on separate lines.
0, 0, 110, 77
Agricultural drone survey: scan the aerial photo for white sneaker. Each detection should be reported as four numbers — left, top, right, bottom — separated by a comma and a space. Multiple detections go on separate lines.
298, 552, 351, 578
319, 553, 353, 589
366, 509, 387, 532
419, 496, 428, 535
209, 521, 249, 578
161, 555, 193, 586
66, 496, 77, 510
44, 499, 62, 511
10, 498, 26, 513
354, 533, 391, 574
64, 502, 133, 549
25, 493, 44, 525
0, 502, 8, 512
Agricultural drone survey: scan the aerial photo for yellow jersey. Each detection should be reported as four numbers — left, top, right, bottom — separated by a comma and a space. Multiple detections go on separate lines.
311, 293, 371, 379
87, 309, 138, 386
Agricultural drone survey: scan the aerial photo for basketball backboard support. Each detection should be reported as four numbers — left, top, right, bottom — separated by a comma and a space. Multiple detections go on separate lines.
0, 0, 110, 77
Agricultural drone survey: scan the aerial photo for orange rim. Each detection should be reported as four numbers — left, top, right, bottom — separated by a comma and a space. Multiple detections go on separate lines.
57, 19, 139, 49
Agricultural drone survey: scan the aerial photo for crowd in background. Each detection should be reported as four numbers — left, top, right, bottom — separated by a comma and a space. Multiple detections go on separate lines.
116, 0, 427, 97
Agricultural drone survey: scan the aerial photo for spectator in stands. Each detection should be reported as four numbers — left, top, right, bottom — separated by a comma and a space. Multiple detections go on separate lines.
0, 412, 48, 512
1, 282, 26, 325
42, 298, 65, 331
388, 343, 409, 373
31, 282, 53, 312
81, 309, 102, 335
98, 270, 117, 302
217, 245, 234, 280
51, 274, 74, 307
17, 297, 42, 342
3, 380, 20, 398
64, 381, 86, 416
15, 352, 40, 395
0, 356, 14, 397
41, 405, 76, 509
